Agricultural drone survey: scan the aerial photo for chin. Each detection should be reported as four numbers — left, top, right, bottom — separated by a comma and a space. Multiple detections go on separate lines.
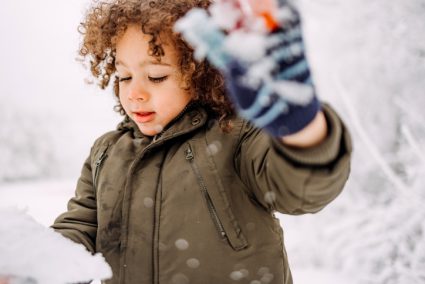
138, 124, 163, 137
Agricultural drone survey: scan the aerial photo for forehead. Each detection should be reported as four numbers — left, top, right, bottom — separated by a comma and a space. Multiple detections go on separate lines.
115, 25, 179, 67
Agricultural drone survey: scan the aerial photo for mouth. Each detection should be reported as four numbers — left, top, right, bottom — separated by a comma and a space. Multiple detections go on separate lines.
132, 111, 155, 123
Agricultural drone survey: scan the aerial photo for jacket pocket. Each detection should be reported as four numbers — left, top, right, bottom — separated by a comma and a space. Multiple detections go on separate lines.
185, 143, 248, 251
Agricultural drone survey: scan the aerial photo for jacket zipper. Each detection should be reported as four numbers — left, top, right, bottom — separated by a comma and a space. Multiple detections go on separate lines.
94, 146, 109, 189
152, 101, 196, 143
185, 144, 227, 240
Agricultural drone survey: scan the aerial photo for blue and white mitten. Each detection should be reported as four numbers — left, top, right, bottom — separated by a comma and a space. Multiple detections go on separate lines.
175, 3, 320, 137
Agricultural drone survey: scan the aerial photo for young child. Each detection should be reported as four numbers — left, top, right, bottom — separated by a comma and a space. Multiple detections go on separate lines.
52, 0, 352, 283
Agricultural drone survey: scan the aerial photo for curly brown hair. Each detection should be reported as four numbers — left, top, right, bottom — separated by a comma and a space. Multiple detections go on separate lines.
78, 0, 235, 131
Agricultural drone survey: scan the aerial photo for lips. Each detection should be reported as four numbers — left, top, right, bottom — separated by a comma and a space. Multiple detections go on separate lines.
132, 111, 155, 123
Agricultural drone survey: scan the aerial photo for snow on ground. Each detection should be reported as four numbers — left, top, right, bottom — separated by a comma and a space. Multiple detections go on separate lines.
291, 267, 354, 284
0, 181, 112, 284
0, 208, 111, 284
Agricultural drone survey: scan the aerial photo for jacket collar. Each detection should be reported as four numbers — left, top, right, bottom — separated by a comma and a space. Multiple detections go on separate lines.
117, 102, 208, 143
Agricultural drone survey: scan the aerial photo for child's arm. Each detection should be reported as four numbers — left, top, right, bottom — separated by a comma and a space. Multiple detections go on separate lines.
234, 103, 352, 214
51, 154, 97, 253
177, 2, 352, 213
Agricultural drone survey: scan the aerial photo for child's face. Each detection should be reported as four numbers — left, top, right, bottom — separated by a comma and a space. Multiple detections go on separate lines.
115, 25, 192, 136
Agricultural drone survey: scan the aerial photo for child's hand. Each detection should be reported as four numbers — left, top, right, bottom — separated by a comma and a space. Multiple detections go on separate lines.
175, 2, 320, 137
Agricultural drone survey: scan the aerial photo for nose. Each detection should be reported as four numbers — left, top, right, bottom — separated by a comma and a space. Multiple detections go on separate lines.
128, 80, 148, 101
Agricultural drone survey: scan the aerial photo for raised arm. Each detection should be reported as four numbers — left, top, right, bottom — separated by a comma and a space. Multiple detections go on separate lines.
234, 103, 352, 214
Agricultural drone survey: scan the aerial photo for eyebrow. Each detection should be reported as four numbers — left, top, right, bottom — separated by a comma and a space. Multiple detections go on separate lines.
115, 59, 172, 67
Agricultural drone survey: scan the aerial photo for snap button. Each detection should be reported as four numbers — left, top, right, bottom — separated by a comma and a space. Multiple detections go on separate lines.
192, 118, 200, 125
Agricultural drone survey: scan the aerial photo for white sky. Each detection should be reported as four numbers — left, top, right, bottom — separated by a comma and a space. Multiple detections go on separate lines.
0, 0, 121, 178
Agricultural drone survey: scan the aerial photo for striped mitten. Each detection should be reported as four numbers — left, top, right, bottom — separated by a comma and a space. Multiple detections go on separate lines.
176, 2, 320, 136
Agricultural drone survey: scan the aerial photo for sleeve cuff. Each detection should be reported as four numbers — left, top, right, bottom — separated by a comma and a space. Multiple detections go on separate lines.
271, 102, 352, 166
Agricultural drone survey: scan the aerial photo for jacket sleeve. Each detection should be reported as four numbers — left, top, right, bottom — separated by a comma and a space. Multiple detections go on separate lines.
234, 103, 352, 215
51, 150, 97, 253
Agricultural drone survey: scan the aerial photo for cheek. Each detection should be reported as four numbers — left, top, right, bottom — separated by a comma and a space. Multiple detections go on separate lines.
172, 83, 193, 102
118, 87, 128, 102
156, 86, 189, 105
168, 92, 191, 110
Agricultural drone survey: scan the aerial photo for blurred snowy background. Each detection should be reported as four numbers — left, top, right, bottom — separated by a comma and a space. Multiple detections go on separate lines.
1, 0, 424, 283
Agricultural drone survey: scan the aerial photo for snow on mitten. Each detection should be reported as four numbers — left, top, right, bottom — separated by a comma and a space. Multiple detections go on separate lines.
175, 0, 320, 136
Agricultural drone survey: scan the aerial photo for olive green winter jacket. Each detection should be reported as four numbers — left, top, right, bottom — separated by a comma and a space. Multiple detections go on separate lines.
52, 103, 352, 284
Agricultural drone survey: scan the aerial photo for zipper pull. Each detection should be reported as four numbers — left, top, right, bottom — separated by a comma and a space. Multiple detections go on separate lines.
95, 147, 108, 166
185, 146, 194, 160
153, 133, 163, 143
94, 146, 109, 190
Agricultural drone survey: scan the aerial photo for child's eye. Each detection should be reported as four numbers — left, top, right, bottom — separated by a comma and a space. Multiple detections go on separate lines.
149, 76, 168, 83
116, 76, 131, 82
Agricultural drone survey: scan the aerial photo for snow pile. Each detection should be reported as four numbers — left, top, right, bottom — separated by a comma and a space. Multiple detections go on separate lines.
0, 208, 112, 284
